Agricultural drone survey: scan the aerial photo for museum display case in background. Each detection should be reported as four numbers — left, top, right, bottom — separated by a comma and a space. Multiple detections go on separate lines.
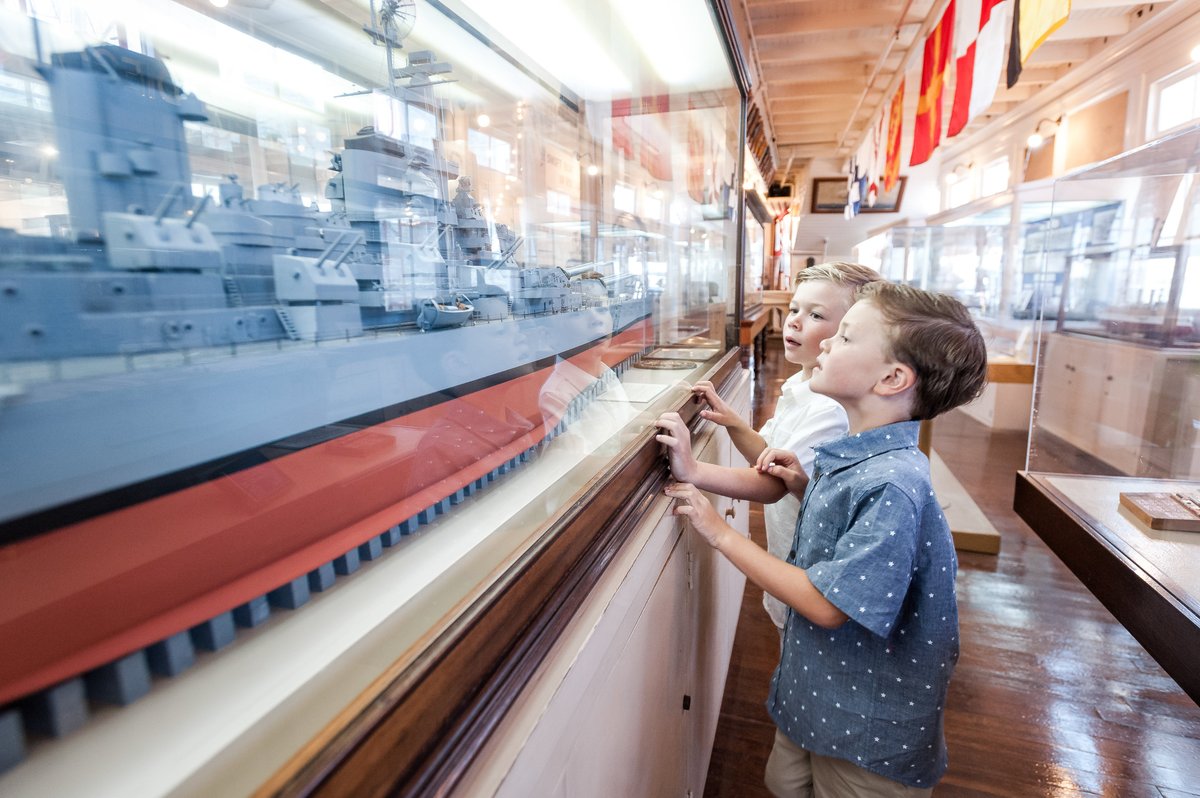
855, 210, 1044, 430
1027, 125, 1200, 480
856, 216, 1040, 362
0, 0, 746, 792
1016, 125, 1200, 707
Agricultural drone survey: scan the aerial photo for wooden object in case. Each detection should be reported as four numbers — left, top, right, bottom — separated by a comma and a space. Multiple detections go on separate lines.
1119, 492, 1200, 532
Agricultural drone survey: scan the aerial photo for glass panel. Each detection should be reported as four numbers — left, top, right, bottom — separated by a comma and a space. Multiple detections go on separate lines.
1027, 126, 1200, 479
744, 213, 764, 306
0, 0, 741, 781
858, 223, 1031, 358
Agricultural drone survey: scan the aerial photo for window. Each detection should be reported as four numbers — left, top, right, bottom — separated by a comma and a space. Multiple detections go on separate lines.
944, 170, 974, 210
981, 157, 1010, 197
1151, 63, 1200, 136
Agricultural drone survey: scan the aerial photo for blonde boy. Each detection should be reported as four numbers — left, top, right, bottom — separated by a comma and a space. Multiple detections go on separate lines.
656, 262, 880, 631
662, 284, 987, 796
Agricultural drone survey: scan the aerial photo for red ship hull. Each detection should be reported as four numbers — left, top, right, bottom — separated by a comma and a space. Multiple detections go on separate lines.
0, 320, 652, 705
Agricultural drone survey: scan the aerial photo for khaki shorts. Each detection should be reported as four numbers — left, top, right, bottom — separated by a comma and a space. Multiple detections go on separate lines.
764, 727, 934, 798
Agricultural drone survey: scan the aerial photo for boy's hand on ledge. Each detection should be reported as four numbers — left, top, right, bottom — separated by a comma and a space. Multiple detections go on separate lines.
654, 412, 697, 482
664, 481, 728, 550
692, 381, 742, 431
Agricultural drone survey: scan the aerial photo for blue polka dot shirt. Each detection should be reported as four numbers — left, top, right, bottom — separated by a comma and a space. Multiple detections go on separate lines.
767, 420, 958, 789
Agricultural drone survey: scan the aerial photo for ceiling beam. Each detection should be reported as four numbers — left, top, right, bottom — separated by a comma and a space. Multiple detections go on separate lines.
1071, 0, 1158, 8
994, 82, 1040, 102
1052, 15, 1132, 39
777, 143, 846, 158
767, 78, 870, 98
771, 98, 861, 115
1026, 40, 1098, 64
1014, 65, 1072, 85
761, 60, 875, 83
748, 0, 905, 37
773, 123, 846, 136
757, 37, 896, 63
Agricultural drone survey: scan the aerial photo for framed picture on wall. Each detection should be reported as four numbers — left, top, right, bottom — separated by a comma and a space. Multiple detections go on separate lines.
864, 177, 906, 213
810, 178, 849, 213
810, 176, 907, 214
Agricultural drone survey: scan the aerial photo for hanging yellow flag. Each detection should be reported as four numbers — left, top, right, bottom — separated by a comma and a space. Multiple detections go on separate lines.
1007, 0, 1071, 87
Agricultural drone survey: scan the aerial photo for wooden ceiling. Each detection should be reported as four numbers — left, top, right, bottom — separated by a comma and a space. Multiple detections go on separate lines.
729, 0, 1174, 191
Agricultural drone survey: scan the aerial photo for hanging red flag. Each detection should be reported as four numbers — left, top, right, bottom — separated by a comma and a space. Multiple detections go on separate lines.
910, 1, 955, 167
884, 81, 905, 193
948, 0, 1008, 137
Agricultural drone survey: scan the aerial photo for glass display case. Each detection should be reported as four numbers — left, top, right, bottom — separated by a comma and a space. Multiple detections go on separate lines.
855, 222, 1034, 360
0, 0, 744, 790
742, 188, 768, 311
1016, 126, 1200, 707
1027, 124, 1200, 480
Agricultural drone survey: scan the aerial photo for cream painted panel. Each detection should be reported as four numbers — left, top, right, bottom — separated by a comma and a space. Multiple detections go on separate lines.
561, 533, 690, 798
459, 365, 752, 798
686, 370, 751, 796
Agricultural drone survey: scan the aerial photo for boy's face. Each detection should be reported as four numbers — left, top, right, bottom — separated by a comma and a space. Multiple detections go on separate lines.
809, 299, 895, 403
782, 281, 852, 368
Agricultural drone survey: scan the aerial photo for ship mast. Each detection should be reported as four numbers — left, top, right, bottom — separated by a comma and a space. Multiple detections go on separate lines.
364, 0, 417, 95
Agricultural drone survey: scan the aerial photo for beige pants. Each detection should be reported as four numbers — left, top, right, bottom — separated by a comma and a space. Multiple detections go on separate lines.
764, 728, 934, 798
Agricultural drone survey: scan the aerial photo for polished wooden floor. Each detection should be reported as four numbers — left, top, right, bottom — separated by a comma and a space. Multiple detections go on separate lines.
703, 340, 1200, 798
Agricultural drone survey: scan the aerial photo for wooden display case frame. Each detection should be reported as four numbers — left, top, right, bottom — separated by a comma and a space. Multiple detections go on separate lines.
1014, 471, 1200, 704
261, 353, 744, 797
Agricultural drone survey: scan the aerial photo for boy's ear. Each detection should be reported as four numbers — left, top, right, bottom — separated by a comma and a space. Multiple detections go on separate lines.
875, 361, 917, 398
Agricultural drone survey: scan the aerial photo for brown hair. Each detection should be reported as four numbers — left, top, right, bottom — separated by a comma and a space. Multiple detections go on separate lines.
856, 282, 988, 421
794, 261, 882, 292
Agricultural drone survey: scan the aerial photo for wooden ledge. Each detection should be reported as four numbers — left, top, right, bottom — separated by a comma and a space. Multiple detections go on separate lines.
262, 351, 744, 798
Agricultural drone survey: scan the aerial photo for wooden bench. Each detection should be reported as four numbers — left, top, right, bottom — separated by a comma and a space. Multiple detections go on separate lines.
918, 358, 1032, 555
739, 305, 770, 362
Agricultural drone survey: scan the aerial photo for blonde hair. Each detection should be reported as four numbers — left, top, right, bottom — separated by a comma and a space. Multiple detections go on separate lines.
794, 261, 882, 292
856, 282, 988, 421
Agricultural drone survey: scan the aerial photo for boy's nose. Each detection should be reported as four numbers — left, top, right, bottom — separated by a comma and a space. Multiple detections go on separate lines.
819, 336, 832, 352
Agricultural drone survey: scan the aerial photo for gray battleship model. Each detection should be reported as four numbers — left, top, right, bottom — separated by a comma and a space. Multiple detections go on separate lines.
0, 21, 652, 770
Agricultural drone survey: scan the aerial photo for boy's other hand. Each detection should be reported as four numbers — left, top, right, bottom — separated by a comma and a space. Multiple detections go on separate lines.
755, 447, 809, 498
654, 412, 697, 482
664, 482, 727, 549
692, 381, 739, 429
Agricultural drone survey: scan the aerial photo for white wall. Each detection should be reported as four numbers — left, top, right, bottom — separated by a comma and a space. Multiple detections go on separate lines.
791, 159, 942, 261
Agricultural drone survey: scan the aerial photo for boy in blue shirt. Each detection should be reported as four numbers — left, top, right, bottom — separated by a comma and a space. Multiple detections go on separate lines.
661, 283, 987, 796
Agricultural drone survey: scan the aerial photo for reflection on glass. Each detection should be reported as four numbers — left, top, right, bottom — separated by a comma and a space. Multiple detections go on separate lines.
1027, 126, 1200, 480
0, 0, 742, 774
856, 224, 1032, 358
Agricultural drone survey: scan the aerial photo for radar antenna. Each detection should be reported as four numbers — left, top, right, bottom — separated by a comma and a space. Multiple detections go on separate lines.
365, 1, 417, 91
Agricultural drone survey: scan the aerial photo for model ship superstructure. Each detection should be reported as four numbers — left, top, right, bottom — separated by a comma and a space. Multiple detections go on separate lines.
0, 18, 652, 770
1, 44, 606, 358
